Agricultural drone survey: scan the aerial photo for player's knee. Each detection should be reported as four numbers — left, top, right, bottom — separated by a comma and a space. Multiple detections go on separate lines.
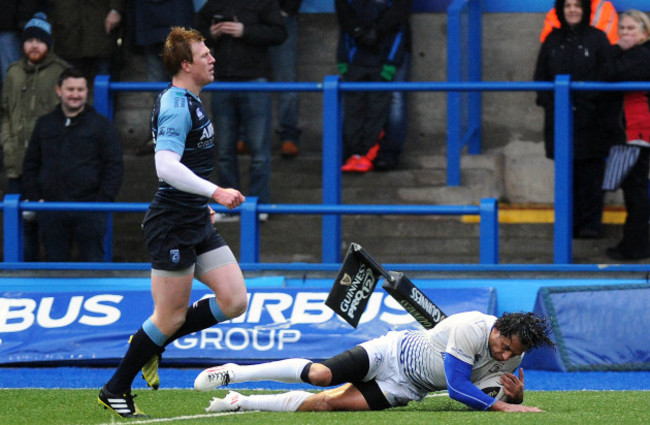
300, 392, 335, 411
222, 296, 247, 319
154, 311, 186, 335
307, 364, 332, 387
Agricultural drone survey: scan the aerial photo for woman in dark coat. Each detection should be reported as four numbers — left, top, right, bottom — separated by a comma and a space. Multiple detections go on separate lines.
604, 10, 650, 260
534, 0, 614, 239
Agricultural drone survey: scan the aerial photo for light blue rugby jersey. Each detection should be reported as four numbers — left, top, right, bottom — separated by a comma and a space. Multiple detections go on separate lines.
150, 86, 215, 209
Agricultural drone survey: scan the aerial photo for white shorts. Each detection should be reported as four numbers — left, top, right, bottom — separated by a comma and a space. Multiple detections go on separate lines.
359, 331, 427, 407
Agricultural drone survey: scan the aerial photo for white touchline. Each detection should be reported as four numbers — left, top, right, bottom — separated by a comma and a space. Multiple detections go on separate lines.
94, 410, 255, 425
425, 392, 449, 398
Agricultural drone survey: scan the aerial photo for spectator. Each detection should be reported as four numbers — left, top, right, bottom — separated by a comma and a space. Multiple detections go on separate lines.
0, 1, 39, 83
1, 12, 68, 261
337, 0, 411, 173
22, 68, 124, 262
47, 0, 125, 85
133, 0, 195, 83
374, 14, 412, 172
540, 0, 618, 44
272, 0, 303, 159
533, 0, 613, 239
196, 0, 287, 219
130, 0, 196, 155
603, 10, 650, 261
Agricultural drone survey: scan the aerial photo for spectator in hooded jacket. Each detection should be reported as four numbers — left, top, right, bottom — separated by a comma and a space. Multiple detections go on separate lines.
22, 67, 123, 262
1, 12, 69, 261
534, 0, 614, 239
540, 0, 619, 44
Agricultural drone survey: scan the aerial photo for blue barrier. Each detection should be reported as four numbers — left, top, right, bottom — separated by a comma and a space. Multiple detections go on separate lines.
447, 0, 482, 186
1, 194, 499, 265
94, 75, 650, 263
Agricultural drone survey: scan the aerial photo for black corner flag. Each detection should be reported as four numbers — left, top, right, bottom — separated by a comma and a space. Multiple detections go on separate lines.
326, 244, 448, 330
381, 271, 447, 329
325, 243, 393, 328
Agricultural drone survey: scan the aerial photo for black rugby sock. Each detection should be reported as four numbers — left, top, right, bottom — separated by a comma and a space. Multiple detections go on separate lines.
105, 327, 160, 394
164, 298, 218, 346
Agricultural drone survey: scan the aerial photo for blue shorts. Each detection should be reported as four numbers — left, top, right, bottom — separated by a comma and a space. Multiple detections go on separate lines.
142, 206, 228, 270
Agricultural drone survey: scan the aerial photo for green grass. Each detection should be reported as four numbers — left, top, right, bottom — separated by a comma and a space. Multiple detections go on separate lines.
0, 389, 648, 425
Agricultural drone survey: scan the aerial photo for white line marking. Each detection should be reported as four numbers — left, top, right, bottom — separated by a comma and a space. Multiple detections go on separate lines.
95, 410, 253, 425
425, 392, 449, 398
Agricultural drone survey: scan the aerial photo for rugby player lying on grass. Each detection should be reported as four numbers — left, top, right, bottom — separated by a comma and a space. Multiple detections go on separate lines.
194, 311, 554, 413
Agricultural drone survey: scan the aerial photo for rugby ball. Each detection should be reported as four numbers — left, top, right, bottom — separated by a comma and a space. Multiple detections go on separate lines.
474, 373, 508, 401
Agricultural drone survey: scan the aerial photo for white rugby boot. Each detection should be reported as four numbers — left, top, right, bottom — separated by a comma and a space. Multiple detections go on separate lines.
206, 391, 244, 412
194, 363, 235, 392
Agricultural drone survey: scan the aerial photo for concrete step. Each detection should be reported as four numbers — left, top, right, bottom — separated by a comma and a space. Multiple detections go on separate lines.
5, 152, 627, 265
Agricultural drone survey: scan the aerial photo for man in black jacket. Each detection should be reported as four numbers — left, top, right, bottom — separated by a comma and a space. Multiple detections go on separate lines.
196, 0, 286, 219
22, 67, 123, 262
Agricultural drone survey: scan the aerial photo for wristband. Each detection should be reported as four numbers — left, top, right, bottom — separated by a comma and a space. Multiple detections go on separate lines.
211, 186, 220, 201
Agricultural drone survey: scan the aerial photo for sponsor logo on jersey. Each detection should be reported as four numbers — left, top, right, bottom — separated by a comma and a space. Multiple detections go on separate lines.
173, 95, 186, 108
170, 249, 180, 263
159, 126, 181, 138
198, 124, 214, 148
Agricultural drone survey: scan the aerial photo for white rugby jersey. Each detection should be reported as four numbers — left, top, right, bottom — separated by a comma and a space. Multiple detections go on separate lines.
398, 311, 522, 394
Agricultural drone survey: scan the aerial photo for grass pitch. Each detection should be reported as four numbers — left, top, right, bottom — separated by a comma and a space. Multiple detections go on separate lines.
1, 389, 648, 425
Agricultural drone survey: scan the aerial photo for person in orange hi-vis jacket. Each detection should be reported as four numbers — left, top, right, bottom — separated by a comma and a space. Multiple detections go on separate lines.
539, 0, 619, 43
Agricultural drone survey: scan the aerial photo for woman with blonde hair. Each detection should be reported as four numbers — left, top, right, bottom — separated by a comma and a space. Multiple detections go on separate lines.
604, 10, 650, 260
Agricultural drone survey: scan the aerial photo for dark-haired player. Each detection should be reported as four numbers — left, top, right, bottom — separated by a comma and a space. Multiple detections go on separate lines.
195, 311, 554, 413
98, 27, 247, 418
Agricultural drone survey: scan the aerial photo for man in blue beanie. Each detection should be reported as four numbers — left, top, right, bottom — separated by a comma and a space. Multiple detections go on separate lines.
1, 12, 69, 261
21, 12, 53, 49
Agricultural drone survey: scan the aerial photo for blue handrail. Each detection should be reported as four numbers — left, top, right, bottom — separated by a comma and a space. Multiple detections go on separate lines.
92, 75, 650, 263
1, 194, 499, 264
447, 0, 483, 186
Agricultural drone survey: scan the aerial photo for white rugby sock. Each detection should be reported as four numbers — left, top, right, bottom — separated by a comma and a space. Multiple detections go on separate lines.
231, 358, 311, 384
240, 391, 313, 412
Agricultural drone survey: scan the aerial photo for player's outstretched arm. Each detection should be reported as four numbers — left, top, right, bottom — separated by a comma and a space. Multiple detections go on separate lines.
489, 400, 543, 412
489, 368, 542, 412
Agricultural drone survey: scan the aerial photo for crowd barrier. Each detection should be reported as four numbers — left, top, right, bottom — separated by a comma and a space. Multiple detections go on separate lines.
93, 75, 650, 264
0, 195, 499, 265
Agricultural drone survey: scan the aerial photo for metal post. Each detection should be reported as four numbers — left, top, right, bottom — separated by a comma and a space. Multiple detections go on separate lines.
467, 0, 483, 155
553, 75, 573, 263
103, 213, 113, 262
3, 194, 22, 262
94, 75, 113, 121
479, 197, 498, 264
446, 1, 462, 186
239, 197, 259, 263
322, 75, 342, 262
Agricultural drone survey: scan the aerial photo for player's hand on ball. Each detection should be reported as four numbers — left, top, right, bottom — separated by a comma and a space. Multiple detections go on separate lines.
500, 368, 525, 403
212, 187, 245, 210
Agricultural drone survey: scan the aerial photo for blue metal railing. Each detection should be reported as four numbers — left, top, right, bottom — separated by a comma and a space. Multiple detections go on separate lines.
1, 195, 499, 264
92, 75, 650, 263
447, 0, 483, 186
